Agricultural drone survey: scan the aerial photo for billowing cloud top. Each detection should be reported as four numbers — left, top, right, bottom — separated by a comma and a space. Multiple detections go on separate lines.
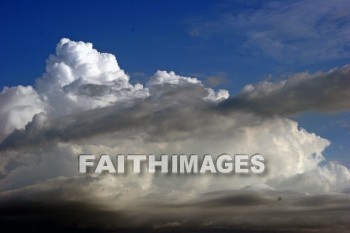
0, 38, 349, 232
36, 38, 149, 116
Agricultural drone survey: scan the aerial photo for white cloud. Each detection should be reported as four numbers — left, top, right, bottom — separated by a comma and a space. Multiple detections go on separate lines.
0, 85, 44, 140
147, 70, 229, 102
36, 38, 149, 116
147, 70, 201, 86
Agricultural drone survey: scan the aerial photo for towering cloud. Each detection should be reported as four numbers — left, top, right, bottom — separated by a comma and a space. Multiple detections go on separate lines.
0, 39, 349, 232
36, 38, 149, 116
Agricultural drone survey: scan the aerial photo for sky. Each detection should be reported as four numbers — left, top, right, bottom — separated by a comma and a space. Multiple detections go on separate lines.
1, 0, 350, 232
1, 0, 350, 166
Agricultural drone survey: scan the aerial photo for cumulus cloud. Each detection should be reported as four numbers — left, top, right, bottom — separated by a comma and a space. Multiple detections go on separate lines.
0, 86, 44, 140
0, 38, 349, 232
36, 38, 149, 116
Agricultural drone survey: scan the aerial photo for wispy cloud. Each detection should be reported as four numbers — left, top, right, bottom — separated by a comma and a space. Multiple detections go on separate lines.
190, 0, 350, 64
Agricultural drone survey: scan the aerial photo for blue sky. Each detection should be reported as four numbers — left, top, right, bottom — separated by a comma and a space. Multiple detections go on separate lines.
1, 0, 350, 165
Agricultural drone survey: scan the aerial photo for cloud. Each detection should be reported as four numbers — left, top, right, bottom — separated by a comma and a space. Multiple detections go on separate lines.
0, 39, 349, 194
36, 38, 149, 116
1, 186, 350, 233
0, 85, 44, 140
190, 0, 350, 64
0, 38, 349, 232
220, 65, 350, 116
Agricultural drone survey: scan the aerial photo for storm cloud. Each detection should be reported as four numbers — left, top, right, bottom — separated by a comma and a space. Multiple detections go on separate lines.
1, 185, 350, 233
0, 38, 350, 232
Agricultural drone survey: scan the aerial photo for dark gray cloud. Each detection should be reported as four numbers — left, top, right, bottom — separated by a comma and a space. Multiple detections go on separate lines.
1, 186, 350, 233
220, 65, 350, 116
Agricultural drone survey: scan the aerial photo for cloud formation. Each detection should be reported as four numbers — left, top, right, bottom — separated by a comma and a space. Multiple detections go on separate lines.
0, 38, 349, 232
220, 65, 350, 115
36, 38, 149, 116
